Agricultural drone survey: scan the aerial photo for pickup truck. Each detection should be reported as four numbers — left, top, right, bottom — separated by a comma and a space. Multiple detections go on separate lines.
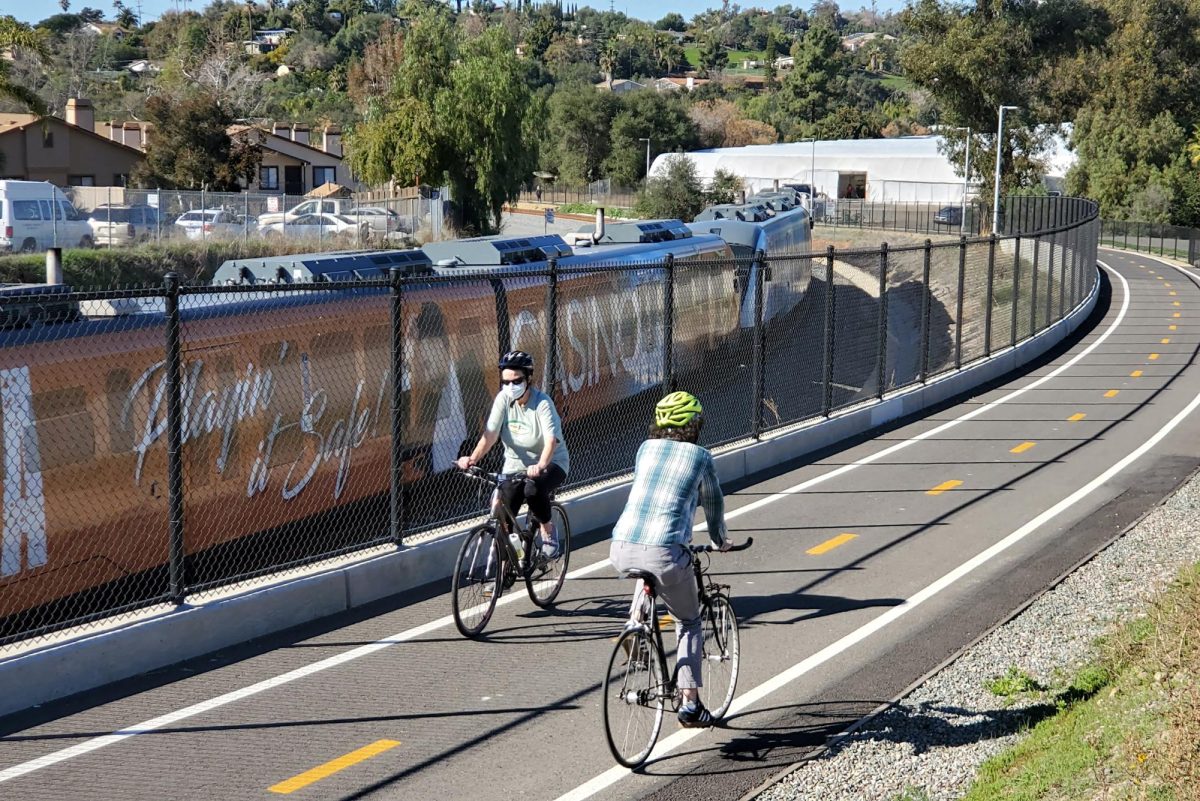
256, 199, 354, 228
257, 200, 413, 239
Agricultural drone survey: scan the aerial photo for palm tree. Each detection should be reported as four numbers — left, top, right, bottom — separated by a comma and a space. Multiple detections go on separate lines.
599, 39, 618, 89
0, 17, 48, 117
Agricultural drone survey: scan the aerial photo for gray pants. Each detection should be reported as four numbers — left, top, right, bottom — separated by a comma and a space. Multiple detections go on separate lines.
609, 540, 702, 689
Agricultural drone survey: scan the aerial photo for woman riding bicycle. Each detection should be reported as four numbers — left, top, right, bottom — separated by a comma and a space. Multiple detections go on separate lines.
609, 391, 735, 728
456, 351, 569, 560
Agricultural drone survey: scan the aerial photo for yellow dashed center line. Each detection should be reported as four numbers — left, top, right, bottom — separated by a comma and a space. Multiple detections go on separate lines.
270, 740, 402, 795
1150, 353, 1160, 360
1010, 442, 1036, 454
1170, 291, 1177, 296
1161, 338, 1171, 344
1131, 370, 1143, 378
926, 480, 963, 496
806, 533, 858, 555
1165, 282, 1172, 287
1174, 312, 1182, 318
1104, 390, 1120, 398
1174, 302, 1181, 307
1068, 412, 1087, 422
1156, 276, 1164, 280
1170, 325, 1177, 331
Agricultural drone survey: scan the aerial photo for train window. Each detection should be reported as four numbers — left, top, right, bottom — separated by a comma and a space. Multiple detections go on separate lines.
311, 330, 357, 416
259, 340, 302, 468
31, 386, 95, 470
105, 368, 133, 454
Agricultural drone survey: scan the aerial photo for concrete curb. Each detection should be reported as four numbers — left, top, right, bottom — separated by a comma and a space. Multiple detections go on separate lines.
0, 272, 1100, 719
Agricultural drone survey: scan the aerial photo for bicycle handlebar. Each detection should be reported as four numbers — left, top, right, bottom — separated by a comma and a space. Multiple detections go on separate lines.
460, 465, 528, 485
690, 536, 753, 554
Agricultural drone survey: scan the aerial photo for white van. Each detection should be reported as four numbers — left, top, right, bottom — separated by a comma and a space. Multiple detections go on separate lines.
0, 181, 94, 253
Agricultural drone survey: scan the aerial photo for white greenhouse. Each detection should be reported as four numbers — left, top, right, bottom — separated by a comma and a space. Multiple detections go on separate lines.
649, 133, 1076, 204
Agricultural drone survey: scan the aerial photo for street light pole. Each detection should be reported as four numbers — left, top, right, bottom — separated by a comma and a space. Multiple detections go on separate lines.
639, 137, 651, 181
992, 106, 1018, 235
811, 137, 817, 211
953, 126, 971, 235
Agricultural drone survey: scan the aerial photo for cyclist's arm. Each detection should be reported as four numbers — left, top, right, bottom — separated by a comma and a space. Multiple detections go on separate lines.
532, 396, 564, 472
697, 452, 728, 548
458, 394, 504, 468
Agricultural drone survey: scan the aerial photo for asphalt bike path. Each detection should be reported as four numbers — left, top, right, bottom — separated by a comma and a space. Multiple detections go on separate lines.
1, 249, 1198, 801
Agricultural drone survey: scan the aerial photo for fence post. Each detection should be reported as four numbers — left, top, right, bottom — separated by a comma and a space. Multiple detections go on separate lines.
164, 273, 186, 604
1045, 230, 1055, 327
876, 243, 889, 398
389, 268, 406, 547
1058, 224, 1068, 320
822, 246, 836, 415
920, 239, 932, 380
1011, 235, 1021, 347
546, 257, 559, 398
985, 234, 996, 356
1030, 236, 1040, 334
955, 235, 967, 368
751, 250, 766, 438
244, 192, 250, 244
662, 254, 675, 394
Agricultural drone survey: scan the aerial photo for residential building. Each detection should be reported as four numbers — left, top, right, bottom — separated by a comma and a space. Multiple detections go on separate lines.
0, 99, 143, 186
840, 32, 897, 52
595, 78, 646, 94
243, 28, 295, 55
234, 123, 353, 194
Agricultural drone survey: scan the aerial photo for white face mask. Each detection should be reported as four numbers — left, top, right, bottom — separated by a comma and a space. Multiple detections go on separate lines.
504, 380, 527, 401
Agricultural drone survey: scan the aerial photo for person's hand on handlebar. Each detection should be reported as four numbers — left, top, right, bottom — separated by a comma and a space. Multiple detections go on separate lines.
455, 456, 475, 472
719, 539, 734, 552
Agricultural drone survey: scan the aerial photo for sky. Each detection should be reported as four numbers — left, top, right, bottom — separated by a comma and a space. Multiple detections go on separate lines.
6, 0, 913, 27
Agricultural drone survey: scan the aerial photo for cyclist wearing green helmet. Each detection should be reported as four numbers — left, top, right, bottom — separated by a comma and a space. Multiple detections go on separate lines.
610, 391, 735, 728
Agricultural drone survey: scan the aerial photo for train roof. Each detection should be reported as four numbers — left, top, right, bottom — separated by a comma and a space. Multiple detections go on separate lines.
693, 203, 773, 223
421, 235, 573, 270
211, 249, 433, 285
577, 218, 693, 244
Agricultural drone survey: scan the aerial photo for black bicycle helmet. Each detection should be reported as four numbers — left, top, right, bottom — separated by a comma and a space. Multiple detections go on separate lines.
498, 350, 534, 375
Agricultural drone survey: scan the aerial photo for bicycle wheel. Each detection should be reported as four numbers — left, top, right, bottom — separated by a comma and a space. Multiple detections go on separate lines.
526, 504, 571, 607
603, 628, 665, 768
452, 524, 503, 638
699, 594, 740, 719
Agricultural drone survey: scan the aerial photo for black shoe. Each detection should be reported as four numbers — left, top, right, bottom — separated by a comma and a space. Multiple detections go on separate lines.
677, 701, 714, 728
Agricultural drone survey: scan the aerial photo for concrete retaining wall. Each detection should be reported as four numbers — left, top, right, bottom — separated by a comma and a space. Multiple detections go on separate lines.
0, 272, 1101, 719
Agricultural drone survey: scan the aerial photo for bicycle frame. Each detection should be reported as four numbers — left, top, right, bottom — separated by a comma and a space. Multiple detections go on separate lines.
466, 470, 541, 574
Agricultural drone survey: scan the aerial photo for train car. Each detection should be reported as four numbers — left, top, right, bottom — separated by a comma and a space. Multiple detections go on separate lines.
688, 202, 814, 330
0, 226, 741, 635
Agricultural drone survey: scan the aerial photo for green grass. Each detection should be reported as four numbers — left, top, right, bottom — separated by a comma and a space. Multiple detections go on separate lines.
960, 563, 1200, 801
877, 72, 914, 92
682, 46, 765, 72
984, 666, 1046, 700
556, 203, 639, 219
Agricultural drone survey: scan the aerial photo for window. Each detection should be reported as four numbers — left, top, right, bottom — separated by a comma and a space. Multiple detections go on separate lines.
259, 166, 279, 190
42, 130, 54, 148
67, 175, 95, 187
113, 174, 128, 187
12, 200, 40, 221
313, 166, 335, 188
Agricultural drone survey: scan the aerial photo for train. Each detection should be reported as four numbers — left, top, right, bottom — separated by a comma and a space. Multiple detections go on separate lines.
0, 203, 812, 638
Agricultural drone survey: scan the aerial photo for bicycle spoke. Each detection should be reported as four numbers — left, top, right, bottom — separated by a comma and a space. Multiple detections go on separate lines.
603, 629, 664, 768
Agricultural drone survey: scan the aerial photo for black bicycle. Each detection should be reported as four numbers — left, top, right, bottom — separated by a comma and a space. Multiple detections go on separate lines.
602, 538, 752, 768
451, 466, 572, 638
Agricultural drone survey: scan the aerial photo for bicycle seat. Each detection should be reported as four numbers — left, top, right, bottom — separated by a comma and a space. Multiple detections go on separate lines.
622, 569, 658, 591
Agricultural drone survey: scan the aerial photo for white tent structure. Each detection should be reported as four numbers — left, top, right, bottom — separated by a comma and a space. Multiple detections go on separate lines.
649, 134, 1076, 204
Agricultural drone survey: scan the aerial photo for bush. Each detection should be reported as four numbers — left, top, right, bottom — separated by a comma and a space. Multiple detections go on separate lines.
636, 154, 706, 222
0, 240, 390, 289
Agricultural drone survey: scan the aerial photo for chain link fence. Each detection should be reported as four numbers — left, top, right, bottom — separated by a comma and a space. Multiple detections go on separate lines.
0, 197, 1100, 652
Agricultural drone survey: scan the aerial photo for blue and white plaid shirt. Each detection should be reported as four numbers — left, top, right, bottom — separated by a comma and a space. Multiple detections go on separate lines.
612, 439, 728, 548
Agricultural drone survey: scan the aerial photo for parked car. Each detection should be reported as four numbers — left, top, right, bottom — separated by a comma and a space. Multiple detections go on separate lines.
0, 180, 94, 252
174, 209, 253, 241
346, 206, 410, 238
87, 204, 163, 247
258, 213, 371, 244
934, 205, 964, 226
256, 198, 358, 228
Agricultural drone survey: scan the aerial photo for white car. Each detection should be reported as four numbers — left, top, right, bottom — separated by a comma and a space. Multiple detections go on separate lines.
259, 213, 371, 244
174, 209, 252, 241
87, 204, 162, 247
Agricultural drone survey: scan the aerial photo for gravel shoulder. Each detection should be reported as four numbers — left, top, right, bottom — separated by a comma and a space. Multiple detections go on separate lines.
754, 466, 1200, 801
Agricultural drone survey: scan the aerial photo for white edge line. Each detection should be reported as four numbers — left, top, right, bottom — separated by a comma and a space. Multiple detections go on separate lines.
554, 261, 1200, 801
0, 262, 1117, 785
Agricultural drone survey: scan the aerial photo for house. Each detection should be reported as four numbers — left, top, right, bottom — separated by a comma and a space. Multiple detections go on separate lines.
774, 55, 795, 70
595, 78, 646, 94
243, 28, 295, 55
840, 32, 897, 52
0, 99, 143, 186
655, 76, 709, 92
124, 59, 162, 76
82, 22, 126, 40
233, 123, 354, 195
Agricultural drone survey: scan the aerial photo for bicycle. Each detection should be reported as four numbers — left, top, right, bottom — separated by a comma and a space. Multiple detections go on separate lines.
451, 466, 572, 638
602, 538, 753, 768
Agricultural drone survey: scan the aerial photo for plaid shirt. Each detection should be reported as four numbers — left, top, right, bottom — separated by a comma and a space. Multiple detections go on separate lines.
612, 439, 728, 548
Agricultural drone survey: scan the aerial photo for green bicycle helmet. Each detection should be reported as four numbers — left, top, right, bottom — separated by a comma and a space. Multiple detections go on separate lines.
654, 391, 703, 428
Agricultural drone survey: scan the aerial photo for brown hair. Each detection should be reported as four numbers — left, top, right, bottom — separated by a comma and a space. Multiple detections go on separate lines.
647, 416, 703, 444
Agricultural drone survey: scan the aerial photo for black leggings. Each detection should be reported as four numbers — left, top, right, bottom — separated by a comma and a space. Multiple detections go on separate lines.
499, 464, 567, 526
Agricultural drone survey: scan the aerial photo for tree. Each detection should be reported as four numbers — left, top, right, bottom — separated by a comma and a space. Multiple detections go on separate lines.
604, 92, 699, 185
777, 24, 841, 134
763, 28, 778, 85
547, 83, 619, 183
131, 92, 262, 190
654, 12, 685, 31
706, 168, 743, 205
636, 154, 706, 221
697, 34, 727, 78
346, 12, 533, 234
0, 16, 49, 117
